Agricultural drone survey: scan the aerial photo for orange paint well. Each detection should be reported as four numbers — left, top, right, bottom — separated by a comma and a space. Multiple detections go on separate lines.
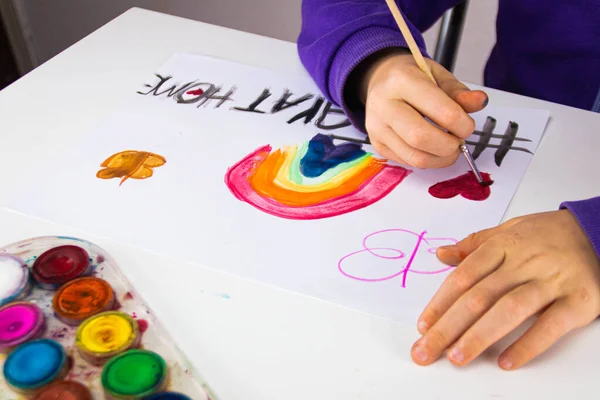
33, 380, 92, 400
53, 277, 115, 326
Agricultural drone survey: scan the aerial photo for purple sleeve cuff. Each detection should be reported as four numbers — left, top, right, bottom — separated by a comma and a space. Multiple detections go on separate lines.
560, 197, 600, 259
328, 26, 429, 133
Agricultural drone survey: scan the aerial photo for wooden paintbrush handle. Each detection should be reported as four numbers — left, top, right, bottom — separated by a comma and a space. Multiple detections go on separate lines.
384, 0, 436, 84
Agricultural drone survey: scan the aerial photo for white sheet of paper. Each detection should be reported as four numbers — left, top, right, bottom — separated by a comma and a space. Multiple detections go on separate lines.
5, 53, 550, 323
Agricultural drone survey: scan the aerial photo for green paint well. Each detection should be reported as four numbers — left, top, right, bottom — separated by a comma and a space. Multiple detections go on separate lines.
101, 350, 166, 397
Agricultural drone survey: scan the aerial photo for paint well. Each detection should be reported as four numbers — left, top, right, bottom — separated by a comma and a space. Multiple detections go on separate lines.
3, 339, 67, 391
0, 254, 29, 306
102, 349, 167, 397
32, 245, 90, 289
32, 380, 92, 400
76, 311, 139, 364
53, 277, 115, 325
0, 302, 45, 351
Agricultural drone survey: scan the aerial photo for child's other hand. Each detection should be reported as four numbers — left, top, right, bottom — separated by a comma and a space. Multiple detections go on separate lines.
359, 51, 488, 168
411, 210, 600, 369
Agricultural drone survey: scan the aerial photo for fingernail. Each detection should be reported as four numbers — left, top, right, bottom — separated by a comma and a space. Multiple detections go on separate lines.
448, 347, 464, 363
482, 96, 489, 108
499, 356, 513, 370
418, 320, 429, 332
414, 346, 428, 362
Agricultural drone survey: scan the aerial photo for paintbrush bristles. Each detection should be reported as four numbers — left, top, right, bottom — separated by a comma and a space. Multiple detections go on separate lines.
383, 0, 436, 84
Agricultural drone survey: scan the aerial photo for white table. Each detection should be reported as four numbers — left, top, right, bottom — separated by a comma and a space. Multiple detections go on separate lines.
1, 8, 600, 400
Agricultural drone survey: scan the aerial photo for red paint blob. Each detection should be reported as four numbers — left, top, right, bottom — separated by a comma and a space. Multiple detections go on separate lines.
186, 88, 204, 96
123, 292, 134, 300
428, 171, 492, 201
137, 319, 149, 333
32, 246, 90, 288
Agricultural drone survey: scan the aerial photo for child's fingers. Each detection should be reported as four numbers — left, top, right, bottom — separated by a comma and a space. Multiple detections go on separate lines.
397, 71, 476, 139
380, 99, 461, 158
436, 224, 511, 266
417, 240, 505, 334
454, 89, 489, 113
430, 61, 489, 113
369, 138, 409, 166
436, 228, 496, 265
447, 281, 553, 366
497, 300, 576, 370
371, 123, 459, 169
412, 268, 519, 365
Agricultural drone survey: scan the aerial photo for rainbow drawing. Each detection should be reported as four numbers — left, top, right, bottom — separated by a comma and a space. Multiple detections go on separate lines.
225, 134, 412, 220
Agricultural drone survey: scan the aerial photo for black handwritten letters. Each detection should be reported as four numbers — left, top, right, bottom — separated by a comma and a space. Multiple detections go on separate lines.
137, 74, 351, 132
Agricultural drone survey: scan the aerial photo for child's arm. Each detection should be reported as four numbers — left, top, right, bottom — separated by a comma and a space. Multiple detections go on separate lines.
298, 1, 488, 169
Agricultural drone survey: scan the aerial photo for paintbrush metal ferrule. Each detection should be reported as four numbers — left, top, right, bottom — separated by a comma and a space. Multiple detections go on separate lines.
459, 142, 485, 184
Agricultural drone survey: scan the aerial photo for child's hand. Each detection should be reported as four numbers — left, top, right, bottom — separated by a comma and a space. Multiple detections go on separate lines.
411, 210, 600, 369
358, 51, 488, 168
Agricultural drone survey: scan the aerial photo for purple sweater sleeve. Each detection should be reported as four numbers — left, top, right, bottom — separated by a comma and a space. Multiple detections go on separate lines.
561, 197, 600, 260
297, 0, 461, 131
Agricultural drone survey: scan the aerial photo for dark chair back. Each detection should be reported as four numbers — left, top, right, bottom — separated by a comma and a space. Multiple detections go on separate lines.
433, 1, 469, 72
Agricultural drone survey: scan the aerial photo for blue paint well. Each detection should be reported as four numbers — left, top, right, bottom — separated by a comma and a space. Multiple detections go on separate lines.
299, 134, 366, 178
145, 393, 192, 400
3, 339, 66, 390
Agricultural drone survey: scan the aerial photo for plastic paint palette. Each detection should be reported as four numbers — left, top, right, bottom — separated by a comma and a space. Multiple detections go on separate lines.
0, 236, 214, 399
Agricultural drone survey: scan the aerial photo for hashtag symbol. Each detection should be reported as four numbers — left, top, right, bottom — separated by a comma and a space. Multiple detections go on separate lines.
465, 116, 533, 167
328, 116, 533, 167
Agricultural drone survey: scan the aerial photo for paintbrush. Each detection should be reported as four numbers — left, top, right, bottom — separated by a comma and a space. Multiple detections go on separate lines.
383, 0, 492, 187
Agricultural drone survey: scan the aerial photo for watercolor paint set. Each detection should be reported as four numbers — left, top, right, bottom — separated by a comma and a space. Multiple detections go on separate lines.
0, 236, 214, 399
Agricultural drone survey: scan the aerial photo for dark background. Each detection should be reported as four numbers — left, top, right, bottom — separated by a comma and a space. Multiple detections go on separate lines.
0, 11, 20, 91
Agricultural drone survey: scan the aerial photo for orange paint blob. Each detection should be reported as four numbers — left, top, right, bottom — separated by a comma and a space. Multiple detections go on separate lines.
250, 149, 387, 207
53, 277, 115, 326
96, 150, 166, 185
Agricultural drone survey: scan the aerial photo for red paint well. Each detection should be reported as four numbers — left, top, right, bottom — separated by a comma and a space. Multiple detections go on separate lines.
32, 246, 90, 286
428, 171, 492, 201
